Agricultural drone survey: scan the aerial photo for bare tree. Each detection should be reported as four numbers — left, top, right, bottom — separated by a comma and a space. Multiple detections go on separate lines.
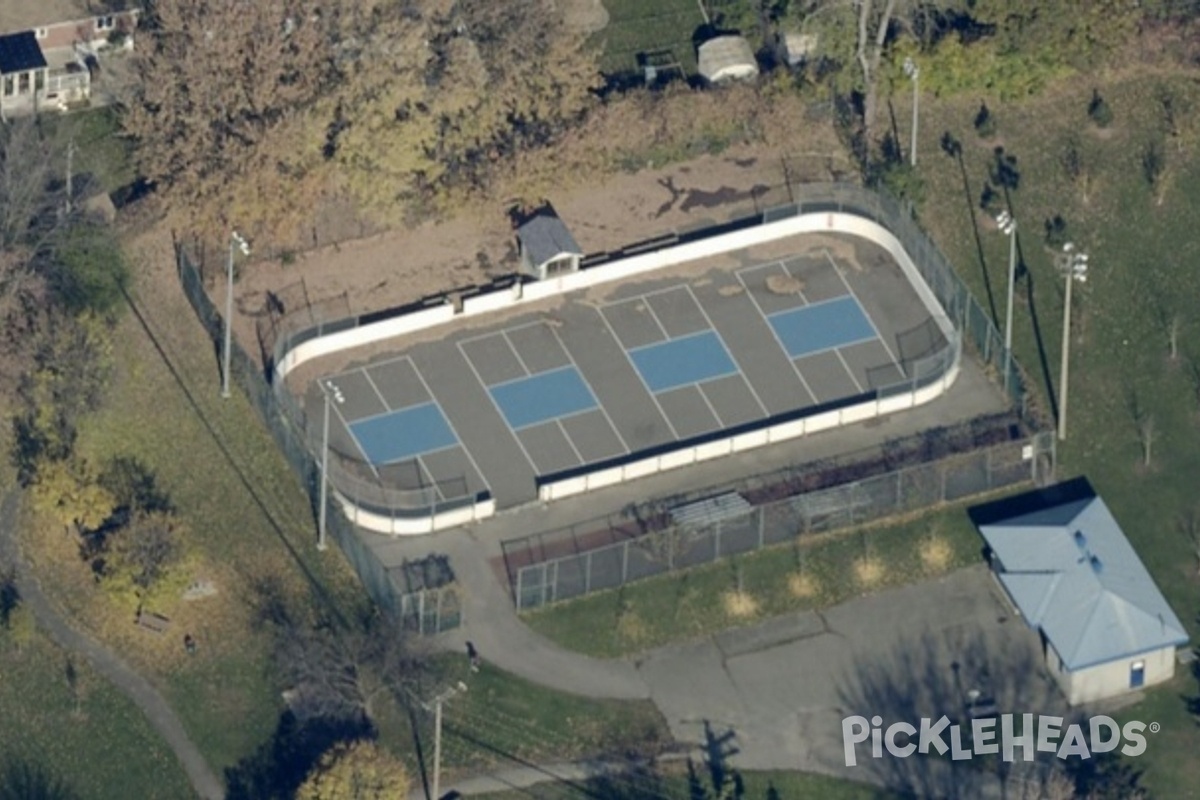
276, 612, 430, 725
1169, 313, 1183, 362
1177, 506, 1200, 579
854, 0, 899, 144
1137, 414, 1156, 468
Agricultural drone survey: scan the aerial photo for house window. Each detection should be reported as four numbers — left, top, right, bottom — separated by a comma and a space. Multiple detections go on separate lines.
1130, 661, 1146, 689
17, 72, 30, 94
34, 71, 44, 92
96, 15, 116, 31
35, 28, 48, 39
2, 76, 12, 97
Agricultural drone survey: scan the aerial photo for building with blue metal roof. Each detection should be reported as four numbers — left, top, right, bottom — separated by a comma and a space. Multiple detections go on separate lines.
970, 477, 1189, 705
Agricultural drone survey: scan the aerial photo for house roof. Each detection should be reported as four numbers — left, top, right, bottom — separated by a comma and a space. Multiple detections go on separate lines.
2, 0, 132, 35
0, 32, 48, 74
517, 207, 582, 268
971, 478, 1188, 671
697, 36, 758, 83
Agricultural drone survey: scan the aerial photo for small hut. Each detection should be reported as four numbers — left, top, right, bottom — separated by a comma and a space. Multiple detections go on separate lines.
516, 205, 583, 281
697, 36, 758, 84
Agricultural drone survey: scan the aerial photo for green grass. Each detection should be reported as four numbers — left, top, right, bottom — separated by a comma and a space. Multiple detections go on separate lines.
589, 0, 707, 76
383, 655, 669, 779
524, 505, 983, 659
909, 69, 1200, 799
0, 631, 194, 800
476, 768, 898, 799
41, 107, 137, 194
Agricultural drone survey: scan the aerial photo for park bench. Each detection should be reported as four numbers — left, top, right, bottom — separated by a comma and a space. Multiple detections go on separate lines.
135, 609, 171, 635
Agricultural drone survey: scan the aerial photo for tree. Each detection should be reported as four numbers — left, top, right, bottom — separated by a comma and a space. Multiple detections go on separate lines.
12, 313, 113, 482
102, 510, 189, 605
44, 222, 130, 318
276, 612, 429, 725
296, 740, 410, 800
27, 458, 116, 536
324, 0, 600, 217
0, 118, 61, 253
0, 759, 80, 800
120, 0, 339, 235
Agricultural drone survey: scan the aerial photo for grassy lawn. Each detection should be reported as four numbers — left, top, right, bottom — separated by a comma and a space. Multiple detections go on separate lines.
524, 504, 984, 659
378, 655, 668, 781
476, 768, 898, 799
909, 69, 1200, 799
39, 107, 137, 195
0, 630, 193, 800
589, 0, 707, 76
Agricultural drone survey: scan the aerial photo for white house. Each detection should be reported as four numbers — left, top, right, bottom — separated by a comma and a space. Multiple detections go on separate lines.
697, 36, 759, 85
516, 206, 583, 281
971, 478, 1189, 706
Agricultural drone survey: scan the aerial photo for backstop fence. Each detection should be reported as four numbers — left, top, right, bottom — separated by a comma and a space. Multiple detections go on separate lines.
176, 181, 1049, 623
509, 426, 1055, 611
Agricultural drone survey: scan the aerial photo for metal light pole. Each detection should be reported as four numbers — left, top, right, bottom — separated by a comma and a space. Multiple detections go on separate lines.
995, 210, 1017, 392
221, 230, 251, 399
1057, 243, 1089, 442
425, 681, 468, 800
317, 382, 330, 552
903, 57, 919, 167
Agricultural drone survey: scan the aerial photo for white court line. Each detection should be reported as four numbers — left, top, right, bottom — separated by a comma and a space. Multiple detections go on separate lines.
833, 349, 865, 393
501, 329, 532, 376
594, 310, 682, 441
485, 363, 576, 392
684, 285, 770, 420
454, 319, 545, 348
598, 296, 669, 348
734, 269, 819, 407
822, 248, 905, 373
510, 403, 601, 433
413, 455, 447, 502
556, 419, 586, 466
414, 352, 495, 491
360, 366, 392, 411
546, 323, 632, 456
453, 339, 540, 475
325, 382, 382, 480
688, 384, 726, 431
787, 277, 863, 395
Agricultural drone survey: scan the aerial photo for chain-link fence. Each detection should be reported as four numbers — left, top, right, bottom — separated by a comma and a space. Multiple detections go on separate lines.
511, 429, 1054, 610
175, 243, 460, 633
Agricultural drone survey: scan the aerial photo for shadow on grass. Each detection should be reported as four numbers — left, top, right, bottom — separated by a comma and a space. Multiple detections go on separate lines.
224, 712, 371, 800
1023, 267, 1061, 424
941, 131, 999, 327
0, 758, 81, 800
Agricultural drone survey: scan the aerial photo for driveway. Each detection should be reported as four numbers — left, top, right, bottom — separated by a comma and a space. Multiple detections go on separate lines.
635, 565, 1057, 792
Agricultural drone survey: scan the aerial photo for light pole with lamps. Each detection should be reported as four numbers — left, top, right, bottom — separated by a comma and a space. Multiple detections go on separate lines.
317, 381, 331, 552
421, 681, 468, 800
903, 57, 919, 167
995, 210, 1017, 390
1057, 242, 1089, 441
222, 230, 251, 399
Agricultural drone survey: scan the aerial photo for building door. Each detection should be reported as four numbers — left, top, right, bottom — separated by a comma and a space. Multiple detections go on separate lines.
1130, 661, 1145, 689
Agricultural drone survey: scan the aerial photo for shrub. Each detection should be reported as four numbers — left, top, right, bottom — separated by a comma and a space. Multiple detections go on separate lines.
1088, 90, 1113, 128
974, 103, 997, 139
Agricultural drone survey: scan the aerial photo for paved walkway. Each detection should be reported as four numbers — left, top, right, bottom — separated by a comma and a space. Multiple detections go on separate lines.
0, 490, 224, 800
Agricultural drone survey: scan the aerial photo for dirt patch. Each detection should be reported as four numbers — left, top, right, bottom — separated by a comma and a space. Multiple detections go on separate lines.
722, 590, 760, 619
766, 273, 805, 295
562, 0, 609, 35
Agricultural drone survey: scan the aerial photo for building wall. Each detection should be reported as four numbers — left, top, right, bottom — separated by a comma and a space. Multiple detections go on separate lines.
1052, 645, 1176, 705
31, 10, 137, 51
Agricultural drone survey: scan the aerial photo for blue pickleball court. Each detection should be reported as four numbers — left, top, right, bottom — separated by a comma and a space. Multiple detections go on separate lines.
628, 330, 739, 393
768, 295, 877, 358
349, 402, 458, 465
489, 366, 599, 430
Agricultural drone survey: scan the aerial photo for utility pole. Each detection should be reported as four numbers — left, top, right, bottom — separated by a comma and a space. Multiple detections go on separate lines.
903, 57, 919, 167
65, 139, 75, 216
1058, 243, 1089, 441
422, 681, 468, 800
318, 382, 330, 551
221, 230, 250, 399
995, 210, 1017, 392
